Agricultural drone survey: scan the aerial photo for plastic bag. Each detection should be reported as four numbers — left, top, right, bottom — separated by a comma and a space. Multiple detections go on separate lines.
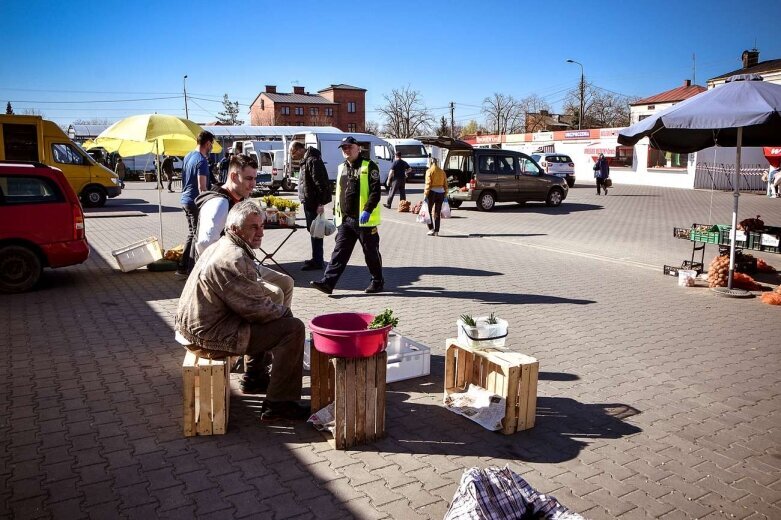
441, 199, 451, 219
416, 201, 432, 224
323, 218, 336, 236
310, 213, 326, 239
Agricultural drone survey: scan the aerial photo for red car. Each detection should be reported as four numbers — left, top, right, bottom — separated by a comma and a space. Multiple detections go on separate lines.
0, 161, 89, 292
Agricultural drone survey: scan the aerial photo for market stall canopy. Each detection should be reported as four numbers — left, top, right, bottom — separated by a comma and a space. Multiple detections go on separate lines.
618, 74, 781, 153
94, 114, 222, 157
764, 146, 781, 168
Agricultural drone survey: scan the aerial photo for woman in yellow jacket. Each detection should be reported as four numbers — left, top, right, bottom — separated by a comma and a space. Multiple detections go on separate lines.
423, 157, 448, 236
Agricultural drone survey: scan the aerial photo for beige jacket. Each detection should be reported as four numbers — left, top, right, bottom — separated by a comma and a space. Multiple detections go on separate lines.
175, 232, 288, 358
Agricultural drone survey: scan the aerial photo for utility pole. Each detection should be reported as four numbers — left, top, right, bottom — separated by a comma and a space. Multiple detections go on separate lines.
566, 59, 584, 130
450, 102, 455, 137
692, 53, 696, 85
183, 75, 189, 120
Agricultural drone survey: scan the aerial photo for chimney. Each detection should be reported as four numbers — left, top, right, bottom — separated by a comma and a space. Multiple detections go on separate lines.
742, 49, 759, 69
265, 85, 277, 93
684, 79, 691, 87
293, 86, 305, 95
540, 109, 549, 116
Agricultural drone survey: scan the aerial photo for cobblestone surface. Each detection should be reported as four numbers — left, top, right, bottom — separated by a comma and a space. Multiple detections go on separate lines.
1, 181, 780, 519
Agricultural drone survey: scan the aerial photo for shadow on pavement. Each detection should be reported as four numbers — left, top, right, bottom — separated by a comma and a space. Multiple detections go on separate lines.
538, 372, 580, 382
457, 202, 603, 215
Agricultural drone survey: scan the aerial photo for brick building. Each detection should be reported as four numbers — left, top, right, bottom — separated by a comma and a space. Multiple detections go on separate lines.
249, 84, 366, 132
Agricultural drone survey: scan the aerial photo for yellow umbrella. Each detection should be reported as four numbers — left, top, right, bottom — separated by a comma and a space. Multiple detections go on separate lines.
96, 114, 222, 250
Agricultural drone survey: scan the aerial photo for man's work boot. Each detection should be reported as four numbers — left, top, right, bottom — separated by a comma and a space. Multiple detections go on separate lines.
260, 401, 311, 421
310, 280, 333, 295
364, 280, 384, 294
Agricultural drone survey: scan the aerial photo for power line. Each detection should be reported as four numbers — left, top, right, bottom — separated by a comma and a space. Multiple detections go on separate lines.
7, 95, 182, 104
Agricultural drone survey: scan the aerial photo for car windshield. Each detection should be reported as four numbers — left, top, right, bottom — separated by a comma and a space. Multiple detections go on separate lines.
395, 145, 427, 158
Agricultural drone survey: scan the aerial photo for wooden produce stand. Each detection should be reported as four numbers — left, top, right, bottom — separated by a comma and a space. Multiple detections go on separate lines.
444, 339, 538, 435
182, 352, 231, 437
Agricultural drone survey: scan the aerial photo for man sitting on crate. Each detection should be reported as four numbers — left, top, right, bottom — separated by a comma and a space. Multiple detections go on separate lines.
175, 200, 309, 421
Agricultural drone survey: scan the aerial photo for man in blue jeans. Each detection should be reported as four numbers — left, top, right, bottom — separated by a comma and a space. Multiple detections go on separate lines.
290, 140, 332, 270
176, 130, 214, 277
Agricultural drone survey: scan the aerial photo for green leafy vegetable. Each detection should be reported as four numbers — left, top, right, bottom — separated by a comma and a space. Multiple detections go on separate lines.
486, 312, 499, 324
460, 314, 476, 327
368, 308, 399, 329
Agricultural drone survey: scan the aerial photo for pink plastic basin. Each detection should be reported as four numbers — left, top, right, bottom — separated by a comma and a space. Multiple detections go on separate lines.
309, 312, 392, 358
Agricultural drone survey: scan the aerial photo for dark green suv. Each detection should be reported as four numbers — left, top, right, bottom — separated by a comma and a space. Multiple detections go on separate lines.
417, 137, 569, 211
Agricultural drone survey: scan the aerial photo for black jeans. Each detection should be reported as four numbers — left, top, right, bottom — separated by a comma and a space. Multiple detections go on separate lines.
179, 201, 198, 273
427, 192, 445, 232
304, 205, 324, 266
322, 216, 383, 288
246, 317, 305, 402
386, 179, 406, 207
596, 177, 608, 194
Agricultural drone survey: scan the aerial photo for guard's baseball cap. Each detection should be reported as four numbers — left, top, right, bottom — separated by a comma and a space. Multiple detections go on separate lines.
338, 136, 358, 149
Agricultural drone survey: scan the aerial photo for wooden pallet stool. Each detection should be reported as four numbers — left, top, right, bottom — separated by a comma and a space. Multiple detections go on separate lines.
445, 339, 539, 434
310, 344, 387, 449
182, 351, 231, 437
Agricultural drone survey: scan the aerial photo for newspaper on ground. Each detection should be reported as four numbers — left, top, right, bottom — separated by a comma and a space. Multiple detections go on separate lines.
308, 402, 335, 434
443, 384, 505, 431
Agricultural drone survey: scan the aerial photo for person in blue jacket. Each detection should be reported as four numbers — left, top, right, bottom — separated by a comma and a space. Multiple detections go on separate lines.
593, 153, 610, 195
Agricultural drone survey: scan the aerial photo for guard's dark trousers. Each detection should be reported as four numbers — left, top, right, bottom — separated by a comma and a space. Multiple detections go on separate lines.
322, 216, 382, 288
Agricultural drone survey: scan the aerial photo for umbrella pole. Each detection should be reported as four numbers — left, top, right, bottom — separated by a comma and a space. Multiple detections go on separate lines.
727, 127, 742, 290
156, 141, 164, 250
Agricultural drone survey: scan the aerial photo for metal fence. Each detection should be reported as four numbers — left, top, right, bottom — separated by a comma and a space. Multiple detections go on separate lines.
693, 163, 767, 191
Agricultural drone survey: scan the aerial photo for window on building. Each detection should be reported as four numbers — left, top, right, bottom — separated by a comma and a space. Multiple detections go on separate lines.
347, 102, 356, 113
325, 108, 333, 116
310, 107, 318, 116
347, 124, 356, 132
260, 100, 265, 110
638, 114, 649, 121
281, 106, 290, 115
295, 107, 304, 116
647, 105, 655, 110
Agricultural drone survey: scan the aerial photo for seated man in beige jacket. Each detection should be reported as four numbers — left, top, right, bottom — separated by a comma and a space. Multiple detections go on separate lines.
175, 200, 309, 421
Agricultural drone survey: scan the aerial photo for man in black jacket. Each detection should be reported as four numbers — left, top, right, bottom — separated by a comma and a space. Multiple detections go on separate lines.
290, 141, 332, 270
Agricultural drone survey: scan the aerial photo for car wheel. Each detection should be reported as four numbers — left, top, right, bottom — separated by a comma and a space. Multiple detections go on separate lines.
281, 177, 294, 192
448, 199, 462, 209
477, 191, 496, 211
546, 188, 564, 207
82, 186, 107, 208
0, 245, 43, 293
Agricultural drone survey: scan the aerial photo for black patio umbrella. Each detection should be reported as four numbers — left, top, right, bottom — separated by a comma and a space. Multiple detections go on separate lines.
618, 74, 781, 293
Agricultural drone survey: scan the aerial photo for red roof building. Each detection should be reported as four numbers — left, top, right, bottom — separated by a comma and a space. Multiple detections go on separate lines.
629, 79, 706, 124
249, 84, 366, 132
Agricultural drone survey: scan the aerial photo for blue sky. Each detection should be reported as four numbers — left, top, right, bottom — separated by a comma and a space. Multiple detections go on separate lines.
2, 0, 780, 128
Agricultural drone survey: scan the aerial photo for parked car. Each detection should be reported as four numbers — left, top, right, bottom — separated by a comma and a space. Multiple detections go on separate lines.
0, 161, 90, 292
531, 152, 576, 187
416, 137, 569, 211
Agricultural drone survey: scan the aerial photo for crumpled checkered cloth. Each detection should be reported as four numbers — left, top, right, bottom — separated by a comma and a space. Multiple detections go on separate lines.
444, 466, 584, 520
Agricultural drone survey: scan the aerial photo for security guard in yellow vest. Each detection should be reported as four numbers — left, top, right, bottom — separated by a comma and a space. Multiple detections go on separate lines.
311, 136, 384, 295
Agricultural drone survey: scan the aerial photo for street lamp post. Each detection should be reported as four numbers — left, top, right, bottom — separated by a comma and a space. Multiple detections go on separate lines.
183, 75, 189, 120
566, 59, 584, 130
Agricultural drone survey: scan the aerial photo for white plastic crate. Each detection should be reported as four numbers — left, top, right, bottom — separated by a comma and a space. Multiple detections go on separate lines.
386, 333, 431, 383
111, 236, 163, 272
305, 334, 431, 383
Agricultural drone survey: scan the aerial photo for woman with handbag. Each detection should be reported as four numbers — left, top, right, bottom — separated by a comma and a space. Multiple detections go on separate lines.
593, 153, 610, 195
424, 157, 448, 236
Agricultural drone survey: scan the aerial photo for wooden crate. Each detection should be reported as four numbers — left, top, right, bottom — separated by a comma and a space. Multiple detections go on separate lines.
182, 351, 230, 437
444, 339, 538, 435
310, 345, 387, 449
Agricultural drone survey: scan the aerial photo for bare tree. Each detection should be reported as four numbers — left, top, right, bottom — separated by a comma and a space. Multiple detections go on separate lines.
562, 84, 634, 129
378, 85, 433, 138
20, 108, 44, 117
482, 93, 524, 135
516, 94, 551, 133
364, 120, 380, 135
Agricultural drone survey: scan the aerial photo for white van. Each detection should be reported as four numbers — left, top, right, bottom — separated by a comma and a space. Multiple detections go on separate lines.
385, 138, 429, 181
293, 132, 394, 187
240, 140, 294, 191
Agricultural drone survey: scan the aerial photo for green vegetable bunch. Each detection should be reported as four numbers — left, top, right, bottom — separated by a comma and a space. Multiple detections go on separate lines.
459, 314, 476, 327
368, 308, 399, 329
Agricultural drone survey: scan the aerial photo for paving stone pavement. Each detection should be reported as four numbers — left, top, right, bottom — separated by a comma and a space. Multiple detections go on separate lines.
1, 180, 780, 519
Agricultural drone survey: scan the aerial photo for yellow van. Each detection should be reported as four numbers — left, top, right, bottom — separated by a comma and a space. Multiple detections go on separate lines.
0, 115, 121, 207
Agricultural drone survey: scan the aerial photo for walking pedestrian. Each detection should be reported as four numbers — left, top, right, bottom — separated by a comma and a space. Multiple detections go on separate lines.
310, 136, 384, 295
384, 151, 411, 209
289, 140, 332, 271
593, 153, 610, 195
161, 155, 175, 193
424, 157, 448, 236
114, 156, 126, 189
175, 130, 214, 278
764, 164, 780, 198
